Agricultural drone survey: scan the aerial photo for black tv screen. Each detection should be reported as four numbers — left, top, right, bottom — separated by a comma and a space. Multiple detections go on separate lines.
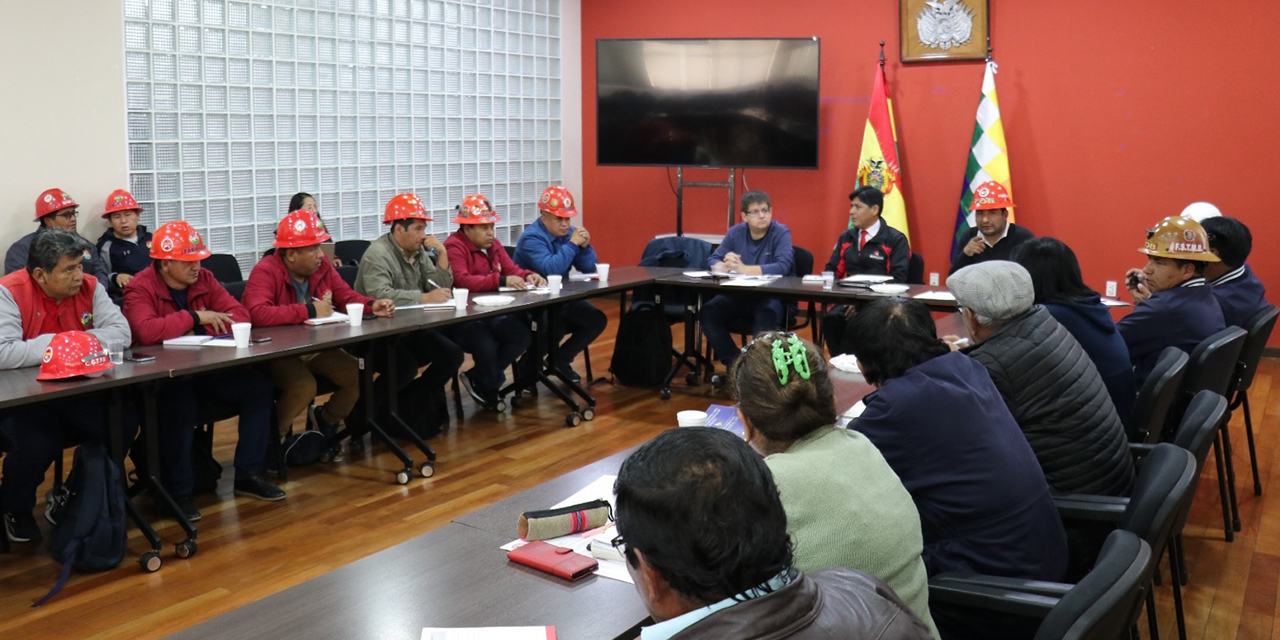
596, 38, 820, 169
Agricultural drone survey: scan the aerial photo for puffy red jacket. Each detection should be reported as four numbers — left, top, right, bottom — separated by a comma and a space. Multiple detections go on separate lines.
444, 228, 532, 293
243, 251, 372, 326
122, 265, 250, 346
0, 269, 98, 339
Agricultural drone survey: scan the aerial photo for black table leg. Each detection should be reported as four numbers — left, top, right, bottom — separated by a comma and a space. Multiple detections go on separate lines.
333, 343, 418, 485
379, 337, 436, 478
141, 382, 198, 560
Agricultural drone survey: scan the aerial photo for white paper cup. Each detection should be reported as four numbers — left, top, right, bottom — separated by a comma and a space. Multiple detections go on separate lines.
677, 410, 707, 427
231, 322, 252, 348
596, 263, 610, 283
453, 288, 469, 309
346, 303, 364, 327
547, 275, 563, 295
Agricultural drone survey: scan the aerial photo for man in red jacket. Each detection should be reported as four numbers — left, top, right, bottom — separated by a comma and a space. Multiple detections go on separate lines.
123, 221, 284, 519
444, 195, 543, 406
243, 210, 393, 450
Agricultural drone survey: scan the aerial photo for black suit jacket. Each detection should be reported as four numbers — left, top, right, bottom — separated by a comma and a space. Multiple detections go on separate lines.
824, 223, 910, 283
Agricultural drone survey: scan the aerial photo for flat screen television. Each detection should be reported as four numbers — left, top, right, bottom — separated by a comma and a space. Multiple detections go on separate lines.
596, 38, 821, 169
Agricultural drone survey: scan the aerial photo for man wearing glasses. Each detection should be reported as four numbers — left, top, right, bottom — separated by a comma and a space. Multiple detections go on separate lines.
701, 190, 794, 375
4, 189, 110, 289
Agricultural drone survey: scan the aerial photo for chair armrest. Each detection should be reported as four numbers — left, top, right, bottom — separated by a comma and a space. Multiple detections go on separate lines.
929, 576, 1060, 618
1053, 494, 1129, 522
1129, 443, 1156, 459
931, 572, 1073, 597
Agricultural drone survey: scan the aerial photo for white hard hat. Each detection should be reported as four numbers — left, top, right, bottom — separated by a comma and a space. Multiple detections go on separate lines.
1180, 201, 1221, 223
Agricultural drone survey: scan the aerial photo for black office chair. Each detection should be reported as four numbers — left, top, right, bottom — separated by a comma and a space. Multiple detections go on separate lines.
224, 280, 247, 302
1226, 305, 1279, 495
1163, 391, 1229, 590
907, 250, 925, 285
634, 236, 715, 393
335, 240, 371, 266
1055, 443, 1198, 640
1167, 326, 1247, 539
929, 530, 1154, 640
788, 246, 817, 340
204, 254, 244, 284
1129, 347, 1188, 443
336, 265, 359, 288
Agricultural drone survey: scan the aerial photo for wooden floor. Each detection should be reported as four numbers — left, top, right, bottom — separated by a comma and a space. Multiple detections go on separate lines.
1, 299, 1278, 639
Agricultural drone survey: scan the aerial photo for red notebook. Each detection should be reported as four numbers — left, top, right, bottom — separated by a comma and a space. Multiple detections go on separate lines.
507, 541, 599, 581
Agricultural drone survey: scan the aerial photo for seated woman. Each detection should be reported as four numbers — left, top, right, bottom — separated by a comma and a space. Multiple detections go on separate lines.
729, 331, 938, 638
263, 192, 343, 267
1012, 237, 1137, 431
845, 298, 1067, 640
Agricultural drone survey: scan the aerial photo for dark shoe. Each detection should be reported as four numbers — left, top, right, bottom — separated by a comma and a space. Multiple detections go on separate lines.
168, 497, 203, 522
4, 511, 42, 543
462, 371, 499, 409
309, 405, 344, 462
711, 373, 729, 389
553, 364, 581, 383
234, 475, 287, 501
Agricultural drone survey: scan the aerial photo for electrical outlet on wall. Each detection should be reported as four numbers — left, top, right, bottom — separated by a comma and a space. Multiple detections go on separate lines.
1105, 280, 1117, 297
929, 272, 940, 286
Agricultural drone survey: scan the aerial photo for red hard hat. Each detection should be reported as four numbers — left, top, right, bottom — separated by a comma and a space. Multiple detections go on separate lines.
453, 194, 501, 224
151, 220, 212, 261
103, 189, 142, 217
37, 331, 114, 381
383, 193, 432, 224
968, 181, 1016, 211
537, 185, 578, 218
273, 210, 332, 249
35, 188, 78, 221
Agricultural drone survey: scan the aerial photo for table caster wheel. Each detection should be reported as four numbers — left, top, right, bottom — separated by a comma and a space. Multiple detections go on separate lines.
349, 438, 366, 456
396, 469, 411, 485
176, 539, 198, 559
685, 373, 698, 386
140, 551, 162, 573
660, 388, 671, 400
565, 413, 581, 427
495, 399, 508, 412
581, 408, 595, 421
419, 461, 435, 478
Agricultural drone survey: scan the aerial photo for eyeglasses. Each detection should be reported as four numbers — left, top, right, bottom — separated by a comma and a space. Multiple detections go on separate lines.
743, 208, 771, 217
610, 533, 626, 553
54, 209, 79, 220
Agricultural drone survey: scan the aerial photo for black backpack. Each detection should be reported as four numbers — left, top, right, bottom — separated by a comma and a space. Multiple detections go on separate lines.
609, 302, 674, 387
35, 443, 128, 606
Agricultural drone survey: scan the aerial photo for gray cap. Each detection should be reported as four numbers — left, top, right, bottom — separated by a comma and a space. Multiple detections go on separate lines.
947, 260, 1034, 323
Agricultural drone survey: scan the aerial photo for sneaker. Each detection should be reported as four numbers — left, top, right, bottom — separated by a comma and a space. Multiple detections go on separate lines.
165, 497, 202, 523
44, 486, 70, 526
234, 475, 287, 501
308, 405, 344, 462
461, 370, 498, 409
4, 511, 42, 543
553, 364, 581, 383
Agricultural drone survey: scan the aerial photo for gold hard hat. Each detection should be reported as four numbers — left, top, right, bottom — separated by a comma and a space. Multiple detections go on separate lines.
1139, 216, 1220, 262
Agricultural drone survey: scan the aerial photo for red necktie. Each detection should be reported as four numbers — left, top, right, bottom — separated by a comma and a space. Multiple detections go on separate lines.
859, 229, 869, 252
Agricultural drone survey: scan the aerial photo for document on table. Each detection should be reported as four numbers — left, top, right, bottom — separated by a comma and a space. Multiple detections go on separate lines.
836, 401, 867, 429
421, 627, 556, 640
500, 475, 634, 584
499, 286, 552, 295
841, 274, 894, 283
568, 273, 598, 281
304, 312, 350, 326
162, 336, 237, 347
719, 278, 769, 287
1101, 297, 1130, 307
396, 302, 458, 311
913, 291, 957, 302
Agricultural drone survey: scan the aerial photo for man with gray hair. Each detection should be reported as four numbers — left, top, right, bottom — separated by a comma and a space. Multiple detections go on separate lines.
947, 260, 1133, 496
0, 229, 132, 543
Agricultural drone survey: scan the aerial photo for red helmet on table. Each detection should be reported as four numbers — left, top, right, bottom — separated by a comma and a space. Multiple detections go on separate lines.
103, 189, 142, 217
273, 210, 332, 249
453, 194, 501, 224
37, 331, 114, 381
384, 193, 432, 224
151, 220, 212, 261
35, 188, 78, 221
537, 185, 578, 218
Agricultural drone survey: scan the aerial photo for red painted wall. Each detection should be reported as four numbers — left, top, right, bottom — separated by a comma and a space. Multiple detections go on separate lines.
581, 0, 1280, 343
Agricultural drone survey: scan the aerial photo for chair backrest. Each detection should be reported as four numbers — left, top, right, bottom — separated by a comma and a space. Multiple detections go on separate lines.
336, 264, 359, 288
1168, 326, 1247, 435
907, 250, 925, 285
1119, 443, 1197, 559
1033, 530, 1154, 640
1230, 305, 1279, 398
1170, 390, 1229, 533
1129, 347, 1188, 443
638, 236, 713, 269
204, 254, 244, 283
792, 246, 814, 277
223, 280, 247, 302
335, 240, 371, 265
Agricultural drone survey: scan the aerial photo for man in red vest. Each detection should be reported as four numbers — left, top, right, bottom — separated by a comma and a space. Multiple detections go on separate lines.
0, 229, 131, 543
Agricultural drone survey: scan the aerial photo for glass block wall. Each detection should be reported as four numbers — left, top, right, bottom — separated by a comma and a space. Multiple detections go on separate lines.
124, 0, 563, 276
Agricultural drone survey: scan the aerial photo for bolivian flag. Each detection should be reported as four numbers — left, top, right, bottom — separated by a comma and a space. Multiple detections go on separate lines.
952, 60, 1014, 257
856, 64, 910, 242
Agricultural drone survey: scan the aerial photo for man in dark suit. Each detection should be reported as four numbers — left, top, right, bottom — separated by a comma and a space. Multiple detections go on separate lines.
821, 186, 909, 355
1201, 216, 1269, 328
948, 181, 1034, 275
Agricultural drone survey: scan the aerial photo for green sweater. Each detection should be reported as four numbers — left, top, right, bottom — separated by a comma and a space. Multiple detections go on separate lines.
766, 426, 939, 638
354, 233, 453, 307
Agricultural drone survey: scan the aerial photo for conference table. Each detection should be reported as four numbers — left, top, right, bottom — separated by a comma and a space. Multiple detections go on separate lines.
162, 311, 969, 639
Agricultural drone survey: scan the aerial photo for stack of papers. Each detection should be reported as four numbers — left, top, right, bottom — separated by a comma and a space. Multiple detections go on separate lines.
568, 273, 599, 281
720, 278, 769, 288
422, 628, 556, 640
1101, 297, 1130, 307
499, 286, 552, 295
913, 291, 957, 302
304, 312, 350, 326
841, 274, 894, 283
162, 336, 237, 347
396, 302, 458, 311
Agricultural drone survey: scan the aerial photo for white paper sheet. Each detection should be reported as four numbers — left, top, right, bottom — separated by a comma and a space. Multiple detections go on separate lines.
841, 274, 894, 283
829, 354, 862, 373
500, 475, 633, 584
396, 302, 458, 311
912, 291, 957, 302
304, 312, 350, 326
1101, 297, 1129, 307
719, 279, 768, 287
421, 627, 555, 640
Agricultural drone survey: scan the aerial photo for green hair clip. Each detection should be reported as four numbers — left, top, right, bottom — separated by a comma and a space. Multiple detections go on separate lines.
771, 334, 811, 386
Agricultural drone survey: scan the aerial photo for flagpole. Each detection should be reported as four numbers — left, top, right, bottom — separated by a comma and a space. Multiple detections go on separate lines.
879, 40, 885, 67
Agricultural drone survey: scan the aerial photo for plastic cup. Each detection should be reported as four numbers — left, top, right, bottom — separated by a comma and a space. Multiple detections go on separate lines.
106, 339, 125, 365
596, 264, 611, 283
453, 288, 469, 309
821, 270, 835, 291
548, 275, 563, 295
231, 322, 252, 348
677, 410, 707, 427
346, 303, 364, 327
